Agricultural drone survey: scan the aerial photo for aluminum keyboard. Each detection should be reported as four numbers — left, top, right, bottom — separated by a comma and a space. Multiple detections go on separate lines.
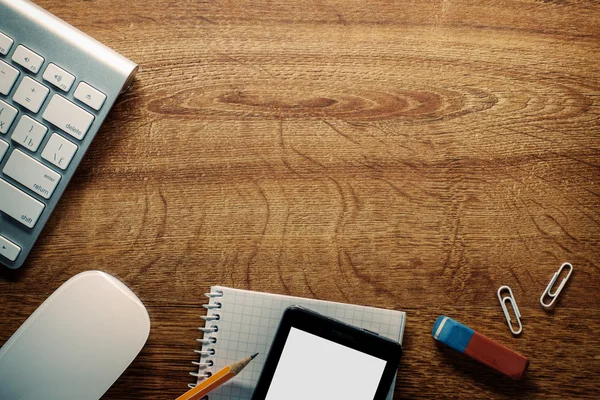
0, 0, 138, 268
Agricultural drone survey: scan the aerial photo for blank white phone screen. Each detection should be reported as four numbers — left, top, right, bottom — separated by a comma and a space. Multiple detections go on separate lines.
264, 327, 387, 400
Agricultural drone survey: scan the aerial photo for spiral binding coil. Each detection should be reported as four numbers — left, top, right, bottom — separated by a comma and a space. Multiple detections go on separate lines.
188, 289, 223, 391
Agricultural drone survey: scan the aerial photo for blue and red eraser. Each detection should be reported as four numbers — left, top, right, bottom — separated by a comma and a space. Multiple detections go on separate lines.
433, 316, 529, 380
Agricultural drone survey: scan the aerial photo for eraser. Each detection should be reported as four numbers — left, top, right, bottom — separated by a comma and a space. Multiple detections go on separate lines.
433, 316, 529, 380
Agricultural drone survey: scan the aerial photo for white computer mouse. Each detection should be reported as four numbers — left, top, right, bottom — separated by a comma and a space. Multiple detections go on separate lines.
0, 270, 150, 400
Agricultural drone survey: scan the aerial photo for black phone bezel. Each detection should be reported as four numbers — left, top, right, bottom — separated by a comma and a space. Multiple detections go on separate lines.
251, 305, 403, 400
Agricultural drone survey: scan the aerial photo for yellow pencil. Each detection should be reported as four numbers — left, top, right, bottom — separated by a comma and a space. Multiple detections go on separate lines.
177, 353, 259, 400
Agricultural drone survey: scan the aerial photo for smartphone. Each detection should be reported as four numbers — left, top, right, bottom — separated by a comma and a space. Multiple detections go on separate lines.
251, 305, 403, 400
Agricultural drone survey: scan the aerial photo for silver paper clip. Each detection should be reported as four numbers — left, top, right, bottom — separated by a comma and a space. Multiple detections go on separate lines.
540, 262, 573, 309
497, 285, 522, 335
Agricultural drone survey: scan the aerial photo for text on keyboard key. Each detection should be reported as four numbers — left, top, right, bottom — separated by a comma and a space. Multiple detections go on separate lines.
42, 133, 78, 170
11, 115, 48, 152
0, 179, 45, 228
0, 32, 13, 55
42, 94, 94, 140
0, 139, 8, 161
13, 77, 50, 114
0, 60, 20, 96
0, 99, 18, 134
12, 45, 44, 74
0, 235, 21, 262
43, 63, 75, 92
3, 149, 61, 200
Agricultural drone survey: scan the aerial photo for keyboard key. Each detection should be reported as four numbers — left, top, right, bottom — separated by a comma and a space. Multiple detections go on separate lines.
0, 179, 45, 228
0, 235, 21, 262
12, 77, 49, 113
0, 60, 19, 96
11, 115, 48, 152
0, 99, 18, 134
42, 94, 94, 140
0, 32, 13, 55
11, 45, 44, 74
42, 133, 77, 170
43, 63, 75, 92
74, 82, 106, 111
0, 138, 8, 160
3, 149, 61, 199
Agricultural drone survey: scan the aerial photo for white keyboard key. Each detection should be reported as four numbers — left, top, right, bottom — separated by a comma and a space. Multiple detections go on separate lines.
0, 60, 19, 95
11, 45, 44, 74
42, 133, 77, 170
11, 115, 48, 152
0, 235, 21, 262
42, 94, 94, 140
0, 32, 13, 55
74, 82, 106, 111
0, 139, 8, 161
3, 149, 61, 199
43, 63, 75, 92
13, 77, 49, 113
0, 179, 45, 228
0, 99, 18, 134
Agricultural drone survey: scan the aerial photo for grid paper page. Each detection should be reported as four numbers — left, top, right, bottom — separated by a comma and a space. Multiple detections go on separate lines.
196, 286, 406, 400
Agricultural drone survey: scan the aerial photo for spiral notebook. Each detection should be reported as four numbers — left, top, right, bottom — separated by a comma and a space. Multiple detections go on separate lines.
190, 286, 406, 400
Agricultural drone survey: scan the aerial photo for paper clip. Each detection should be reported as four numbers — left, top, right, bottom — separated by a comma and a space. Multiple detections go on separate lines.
497, 286, 522, 336
540, 262, 573, 308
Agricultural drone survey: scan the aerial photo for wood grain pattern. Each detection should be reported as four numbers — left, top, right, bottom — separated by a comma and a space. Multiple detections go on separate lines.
1, 0, 599, 398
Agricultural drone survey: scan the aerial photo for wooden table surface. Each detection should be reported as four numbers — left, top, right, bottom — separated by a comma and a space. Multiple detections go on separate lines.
2, 0, 599, 398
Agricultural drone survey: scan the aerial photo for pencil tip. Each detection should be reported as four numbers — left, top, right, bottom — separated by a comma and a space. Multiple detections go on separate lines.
251, 353, 259, 359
